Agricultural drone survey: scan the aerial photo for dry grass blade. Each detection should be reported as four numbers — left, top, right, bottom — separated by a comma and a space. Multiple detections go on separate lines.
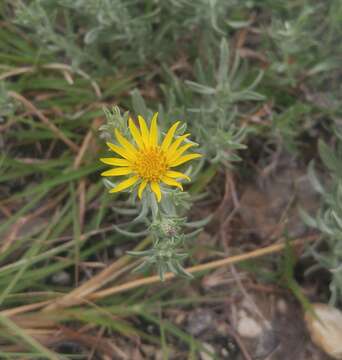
73, 117, 102, 169
1, 191, 67, 254
8, 91, 79, 153
0, 236, 317, 317
0, 64, 102, 98
89, 235, 317, 301
0, 313, 61, 360
0, 66, 34, 81
73, 117, 102, 234
1, 300, 53, 317
43, 63, 102, 98
43, 237, 152, 311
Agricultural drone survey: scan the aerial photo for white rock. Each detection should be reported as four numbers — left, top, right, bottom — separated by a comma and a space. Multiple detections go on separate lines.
51, 271, 70, 286
305, 303, 342, 359
200, 343, 216, 360
237, 313, 263, 338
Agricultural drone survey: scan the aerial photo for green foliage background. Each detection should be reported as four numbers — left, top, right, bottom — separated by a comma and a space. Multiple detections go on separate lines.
0, 0, 342, 358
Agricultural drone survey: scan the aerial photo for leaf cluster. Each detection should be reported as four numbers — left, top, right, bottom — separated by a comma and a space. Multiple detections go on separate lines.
303, 133, 342, 304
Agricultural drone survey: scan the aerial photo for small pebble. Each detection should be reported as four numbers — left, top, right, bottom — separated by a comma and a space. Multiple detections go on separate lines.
237, 311, 263, 338
51, 271, 71, 286
200, 343, 215, 360
187, 309, 215, 336
305, 303, 342, 359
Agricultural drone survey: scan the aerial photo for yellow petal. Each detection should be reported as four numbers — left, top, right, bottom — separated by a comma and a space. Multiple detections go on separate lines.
166, 134, 190, 159
161, 176, 183, 190
161, 121, 180, 151
100, 157, 131, 166
109, 176, 139, 193
170, 153, 202, 167
101, 167, 132, 176
128, 118, 144, 149
114, 129, 137, 154
168, 143, 196, 162
149, 112, 158, 146
150, 181, 161, 202
138, 115, 150, 147
106, 142, 136, 161
138, 179, 148, 199
166, 170, 191, 181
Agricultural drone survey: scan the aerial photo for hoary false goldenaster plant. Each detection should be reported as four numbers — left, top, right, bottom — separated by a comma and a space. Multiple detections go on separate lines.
100, 113, 201, 202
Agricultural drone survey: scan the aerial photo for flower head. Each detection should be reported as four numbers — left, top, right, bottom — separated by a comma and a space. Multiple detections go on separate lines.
100, 113, 201, 201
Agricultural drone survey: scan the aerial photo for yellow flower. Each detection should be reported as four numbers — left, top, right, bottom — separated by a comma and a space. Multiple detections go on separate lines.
100, 113, 202, 202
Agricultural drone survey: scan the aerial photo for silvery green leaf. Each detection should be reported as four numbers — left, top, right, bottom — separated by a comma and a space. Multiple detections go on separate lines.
132, 260, 152, 274
127, 250, 154, 256
177, 122, 187, 135
318, 139, 338, 172
194, 58, 206, 84
330, 264, 342, 273
307, 161, 325, 194
160, 196, 176, 216
226, 153, 242, 162
218, 39, 229, 86
298, 207, 317, 228
188, 159, 204, 178
329, 285, 338, 306
304, 263, 323, 277
211, 151, 222, 163
308, 59, 340, 76
229, 52, 241, 81
185, 81, 216, 95
103, 178, 116, 189
187, 107, 212, 113
84, 26, 102, 44
185, 215, 213, 228
175, 253, 189, 261
226, 19, 253, 29
132, 201, 149, 223
191, 192, 209, 202
226, 141, 247, 150
131, 89, 149, 120
167, 260, 178, 275
331, 210, 342, 230
111, 206, 139, 215
334, 127, 342, 142
158, 263, 167, 281
246, 70, 264, 91
184, 228, 203, 239
150, 193, 159, 220
113, 225, 148, 238
316, 216, 334, 235
172, 260, 193, 279
236, 90, 265, 101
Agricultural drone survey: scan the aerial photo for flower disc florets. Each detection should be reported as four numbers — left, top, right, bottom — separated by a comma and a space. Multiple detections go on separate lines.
133, 147, 168, 182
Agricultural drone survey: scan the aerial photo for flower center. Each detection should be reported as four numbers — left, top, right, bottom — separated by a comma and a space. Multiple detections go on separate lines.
133, 147, 168, 182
